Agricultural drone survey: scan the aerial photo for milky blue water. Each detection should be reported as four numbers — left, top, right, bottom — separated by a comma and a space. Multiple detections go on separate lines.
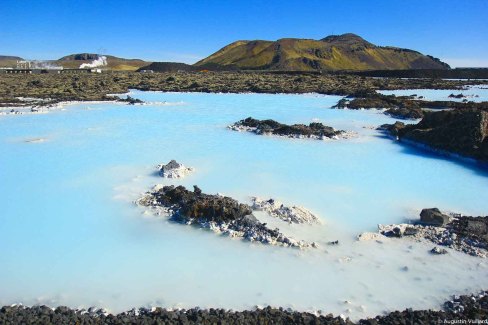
378, 84, 488, 102
1, 90, 487, 319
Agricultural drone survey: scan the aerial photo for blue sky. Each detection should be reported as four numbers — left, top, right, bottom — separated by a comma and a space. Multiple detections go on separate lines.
1, 0, 487, 67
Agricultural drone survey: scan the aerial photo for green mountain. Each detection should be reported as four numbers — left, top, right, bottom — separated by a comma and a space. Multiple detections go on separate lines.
194, 33, 450, 71
57, 53, 150, 71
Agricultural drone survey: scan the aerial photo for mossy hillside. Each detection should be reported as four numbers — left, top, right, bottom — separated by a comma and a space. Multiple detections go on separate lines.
195, 33, 450, 71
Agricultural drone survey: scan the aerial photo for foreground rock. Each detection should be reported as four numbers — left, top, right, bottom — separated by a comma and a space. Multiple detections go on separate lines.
361, 291, 488, 325
2, 291, 487, 324
420, 208, 450, 226
251, 197, 320, 224
363, 208, 488, 258
157, 160, 194, 178
0, 305, 353, 324
137, 185, 316, 248
380, 109, 488, 162
228, 117, 351, 140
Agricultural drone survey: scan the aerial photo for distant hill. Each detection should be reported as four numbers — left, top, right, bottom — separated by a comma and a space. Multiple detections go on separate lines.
57, 53, 150, 71
194, 33, 450, 71
137, 62, 197, 72
0, 55, 24, 68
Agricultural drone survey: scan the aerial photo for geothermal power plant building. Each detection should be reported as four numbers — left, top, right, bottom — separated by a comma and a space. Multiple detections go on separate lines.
0, 60, 103, 74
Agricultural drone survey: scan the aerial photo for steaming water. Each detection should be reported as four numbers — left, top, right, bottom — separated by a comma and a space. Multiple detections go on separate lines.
1, 90, 488, 320
378, 84, 488, 102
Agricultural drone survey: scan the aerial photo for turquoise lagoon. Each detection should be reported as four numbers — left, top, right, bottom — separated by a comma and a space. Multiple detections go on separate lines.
0, 91, 487, 320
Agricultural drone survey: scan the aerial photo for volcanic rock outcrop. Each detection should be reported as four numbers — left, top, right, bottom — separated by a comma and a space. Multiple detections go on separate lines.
2, 291, 488, 324
420, 208, 450, 226
362, 208, 488, 258
228, 117, 349, 140
137, 185, 316, 248
380, 109, 488, 162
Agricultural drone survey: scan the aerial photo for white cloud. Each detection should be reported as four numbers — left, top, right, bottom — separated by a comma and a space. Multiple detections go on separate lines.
441, 58, 488, 68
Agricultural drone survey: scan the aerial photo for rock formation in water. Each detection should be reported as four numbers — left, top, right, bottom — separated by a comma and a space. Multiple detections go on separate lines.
228, 117, 350, 140
156, 160, 194, 178
118, 95, 144, 105
361, 208, 488, 258
333, 94, 426, 119
250, 197, 320, 224
448, 93, 467, 99
420, 208, 450, 226
136, 185, 317, 248
380, 109, 488, 162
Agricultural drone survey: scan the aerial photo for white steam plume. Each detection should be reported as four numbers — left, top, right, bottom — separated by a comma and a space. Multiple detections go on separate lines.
80, 56, 107, 69
32, 61, 63, 69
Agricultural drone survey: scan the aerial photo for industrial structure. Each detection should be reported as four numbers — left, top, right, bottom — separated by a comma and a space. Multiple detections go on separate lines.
16, 60, 32, 69
1, 60, 103, 74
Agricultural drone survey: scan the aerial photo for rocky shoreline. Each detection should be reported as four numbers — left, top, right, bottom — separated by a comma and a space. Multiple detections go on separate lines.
228, 117, 352, 140
136, 185, 317, 249
2, 290, 487, 324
